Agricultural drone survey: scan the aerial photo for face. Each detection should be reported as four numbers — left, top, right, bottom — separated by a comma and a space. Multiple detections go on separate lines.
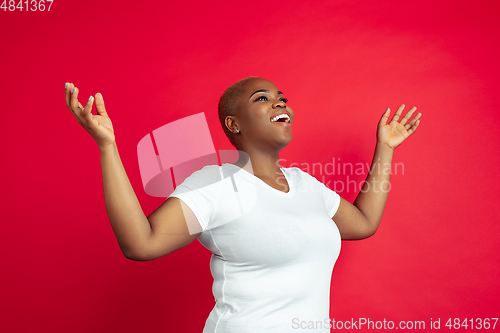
231, 78, 294, 152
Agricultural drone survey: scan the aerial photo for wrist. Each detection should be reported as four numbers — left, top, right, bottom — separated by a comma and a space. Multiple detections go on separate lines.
98, 141, 118, 154
375, 141, 395, 154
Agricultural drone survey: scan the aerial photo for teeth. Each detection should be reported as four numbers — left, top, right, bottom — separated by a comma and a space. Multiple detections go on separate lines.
271, 113, 290, 123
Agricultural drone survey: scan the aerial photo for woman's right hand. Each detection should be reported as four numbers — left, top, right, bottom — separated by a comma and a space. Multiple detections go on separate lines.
65, 82, 115, 149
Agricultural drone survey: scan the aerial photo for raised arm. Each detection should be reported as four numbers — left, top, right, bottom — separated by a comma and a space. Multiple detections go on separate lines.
332, 104, 421, 240
65, 83, 201, 260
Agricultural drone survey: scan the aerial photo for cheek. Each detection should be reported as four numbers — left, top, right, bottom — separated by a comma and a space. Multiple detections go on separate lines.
241, 107, 269, 128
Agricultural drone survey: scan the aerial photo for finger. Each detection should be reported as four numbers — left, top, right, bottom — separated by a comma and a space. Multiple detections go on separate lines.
70, 84, 81, 112
391, 104, 405, 123
65, 82, 71, 109
405, 112, 422, 129
378, 108, 390, 127
407, 119, 421, 135
82, 95, 95, 124
66, 83, 76, 112
405, 118, 416, 130
400, 106, 417, 125
94, 93, 108, 116
66, 83, 83, 124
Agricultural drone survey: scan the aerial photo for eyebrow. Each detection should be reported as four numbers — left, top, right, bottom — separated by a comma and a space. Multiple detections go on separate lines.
250, 89, 284, 98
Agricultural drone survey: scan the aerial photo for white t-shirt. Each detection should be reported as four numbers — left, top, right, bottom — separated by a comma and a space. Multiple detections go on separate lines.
168, 163, 342, 333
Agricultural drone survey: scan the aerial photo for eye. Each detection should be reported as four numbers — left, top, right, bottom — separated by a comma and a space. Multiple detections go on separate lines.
254, 95, 268, 102
280, 97, 288, 103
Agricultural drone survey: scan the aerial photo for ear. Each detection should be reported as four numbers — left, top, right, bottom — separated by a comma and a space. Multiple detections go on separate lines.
225, 115, 239, 134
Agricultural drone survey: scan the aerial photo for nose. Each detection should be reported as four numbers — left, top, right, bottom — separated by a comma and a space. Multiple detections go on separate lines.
272, 100, 286, 108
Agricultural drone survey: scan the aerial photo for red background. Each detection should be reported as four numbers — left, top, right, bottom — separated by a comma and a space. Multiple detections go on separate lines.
1, 0, 499, 332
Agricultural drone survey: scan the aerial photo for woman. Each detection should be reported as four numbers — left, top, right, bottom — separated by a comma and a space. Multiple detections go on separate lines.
65, 77, 421, 332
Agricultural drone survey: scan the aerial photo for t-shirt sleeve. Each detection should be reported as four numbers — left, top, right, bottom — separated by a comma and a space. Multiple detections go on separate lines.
294, 168, 341, 218
321, 181, 341, 218
167, 165, 222, 232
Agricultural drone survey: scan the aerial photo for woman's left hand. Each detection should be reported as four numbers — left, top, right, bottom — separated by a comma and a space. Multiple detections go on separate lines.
377, 104, 421, 150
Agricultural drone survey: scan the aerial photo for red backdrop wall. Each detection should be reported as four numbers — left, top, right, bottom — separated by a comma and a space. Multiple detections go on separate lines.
1, 0, 499, 332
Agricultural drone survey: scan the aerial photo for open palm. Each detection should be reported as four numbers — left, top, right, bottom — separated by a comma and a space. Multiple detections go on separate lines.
378, 104, 421, 150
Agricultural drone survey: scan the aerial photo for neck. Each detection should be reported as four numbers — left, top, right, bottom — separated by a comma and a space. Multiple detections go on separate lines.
234, 147, 283, 180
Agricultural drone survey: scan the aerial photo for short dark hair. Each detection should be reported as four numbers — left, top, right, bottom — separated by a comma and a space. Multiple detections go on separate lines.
218, 77, 259, 147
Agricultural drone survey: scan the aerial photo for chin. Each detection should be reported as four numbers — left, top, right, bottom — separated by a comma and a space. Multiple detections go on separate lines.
276, 134, 293, 151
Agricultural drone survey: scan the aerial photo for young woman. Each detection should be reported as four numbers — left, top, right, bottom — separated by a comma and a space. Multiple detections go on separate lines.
65, 77, 421, 332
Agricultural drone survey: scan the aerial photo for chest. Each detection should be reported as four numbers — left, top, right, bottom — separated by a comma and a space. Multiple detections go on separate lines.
199, 188, 341, 267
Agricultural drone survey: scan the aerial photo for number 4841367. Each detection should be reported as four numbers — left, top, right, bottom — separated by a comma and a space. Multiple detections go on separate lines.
445, 318, 498, 330
1, 0, 54, 11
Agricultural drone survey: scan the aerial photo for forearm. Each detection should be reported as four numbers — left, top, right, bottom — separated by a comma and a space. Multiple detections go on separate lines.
99, 142, 151, 258
335, 105, 420, 240
353, 142, 394, 231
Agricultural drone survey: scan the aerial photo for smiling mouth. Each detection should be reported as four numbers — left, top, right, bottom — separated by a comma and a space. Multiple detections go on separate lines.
270, 113, 291, 123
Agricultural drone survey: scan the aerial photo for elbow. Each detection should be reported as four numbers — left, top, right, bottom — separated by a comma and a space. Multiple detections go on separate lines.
122, 251, 155, 261
344, 229, 377, 241
364, 227, 378, 239
362, 220, 380, 239
123, 251, 146, 261
120, 245, 153, 261
120, 244, 171, 261
358, 218, 379, 239
341, 219, 379, 240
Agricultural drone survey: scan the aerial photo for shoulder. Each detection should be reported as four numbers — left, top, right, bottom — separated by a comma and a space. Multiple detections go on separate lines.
175, 164, 222, 191
186, 164, 221, 178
